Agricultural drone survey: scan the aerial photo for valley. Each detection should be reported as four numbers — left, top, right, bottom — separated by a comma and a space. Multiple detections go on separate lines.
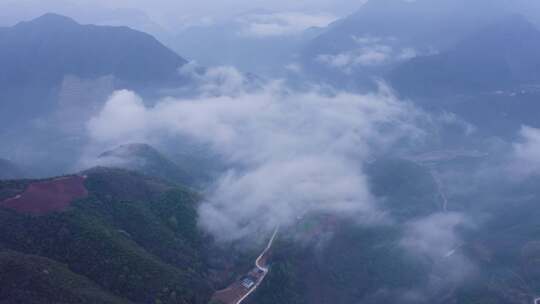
212, 228, 278, 304
2, 1, 540, 303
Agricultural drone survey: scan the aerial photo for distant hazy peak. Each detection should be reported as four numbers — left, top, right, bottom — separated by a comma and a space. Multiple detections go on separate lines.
16, 13, 79, 28
0, 12, 188, 88
454, 14, 540, 51
484, 14, 537, 33
96, 143, 195, 186
99, 143, 159, 158
0, 158, 25, 179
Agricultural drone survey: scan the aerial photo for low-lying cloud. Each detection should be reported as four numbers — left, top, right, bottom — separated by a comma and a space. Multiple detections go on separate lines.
316, 35, 436, 73
400, 212, 477, 299
237, 11, 337, 37
87, 67, 427, 242
401, 212, 470, 260
512, 126, 540, 177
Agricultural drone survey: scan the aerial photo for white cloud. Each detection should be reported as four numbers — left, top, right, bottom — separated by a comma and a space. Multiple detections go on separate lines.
438, 112, 477, 136
355, 45, 393, 65
316, 53, 354, 69
316, 45, 395, 73
237, 12, 337, 37
87, 90, 149, 143
87, 66, 425, 242
179, 63, 250, 96
284, 63, 302, 73
400, 212, 477, 296
0, 0, 362, 31
511, 126, 540, 176
401, 212, 469, 259
316, 36, 419, 72
398, 47, 418, 60
352, 35, 386, 45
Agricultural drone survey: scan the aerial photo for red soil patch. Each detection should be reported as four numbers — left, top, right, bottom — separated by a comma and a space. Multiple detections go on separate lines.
212, 280, 247, 304
0, 176, 88, 215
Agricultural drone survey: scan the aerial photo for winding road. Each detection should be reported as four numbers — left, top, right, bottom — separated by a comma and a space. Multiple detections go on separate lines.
212, 227, 279, 304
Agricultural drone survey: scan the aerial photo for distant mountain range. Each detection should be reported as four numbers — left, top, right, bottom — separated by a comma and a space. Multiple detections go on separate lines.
171, 10, 323, 77
301, 0, 506, 66
387, 15, 540, 135
389, 15, 540, 97
297, 0, 539, 91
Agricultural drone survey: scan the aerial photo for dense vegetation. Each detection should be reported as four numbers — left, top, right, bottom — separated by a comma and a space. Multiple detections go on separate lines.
366, 158, 440, 219
250, 223, 427, 304
98, 144, 196, 187
0, 168, 213, 304
249, 157, 540, 304
249, 158, 436, 304
0, 250, 129, 304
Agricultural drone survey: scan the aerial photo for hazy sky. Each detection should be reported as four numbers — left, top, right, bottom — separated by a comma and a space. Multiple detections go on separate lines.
0, 0, 368, 28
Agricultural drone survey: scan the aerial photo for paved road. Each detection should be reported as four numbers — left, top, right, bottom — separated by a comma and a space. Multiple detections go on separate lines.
212, 228, 279, 304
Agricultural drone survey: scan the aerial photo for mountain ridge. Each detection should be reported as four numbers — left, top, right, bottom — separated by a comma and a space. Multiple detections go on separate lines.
96, 143, 195, 186
0, 13, 187, 87
0, 168, 214, 304
389, 15, 540, 97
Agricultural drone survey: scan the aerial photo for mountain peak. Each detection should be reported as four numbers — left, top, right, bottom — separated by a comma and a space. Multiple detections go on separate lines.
20, 13, 79, 27
3, 13, 187, 87
458, 14, 540, 49
97, 143, 193, 185
99, 143, 157, 158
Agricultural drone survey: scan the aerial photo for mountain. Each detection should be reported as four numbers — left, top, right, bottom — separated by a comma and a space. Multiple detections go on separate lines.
307, 0, 503, 51
0, 168, 214, 303
95, 143, 229, 189
249, 158, 441, 304
0, 13, 186, 88
298, 0, 509, 89
0, 13, 188, 125
0, 250, 129, 304
388, 15, 540, 136
249, 157, 540, 304
0, 159, 25, 180
389, 15, 540, 97
96, 143, 194, 186
0, 14, 192, 177
171, 10, 325, 77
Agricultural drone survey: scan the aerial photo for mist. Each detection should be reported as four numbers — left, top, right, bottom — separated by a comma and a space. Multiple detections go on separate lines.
0, 0, 363, 28
2, 1, 540, 303
85, 67, 430, 241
